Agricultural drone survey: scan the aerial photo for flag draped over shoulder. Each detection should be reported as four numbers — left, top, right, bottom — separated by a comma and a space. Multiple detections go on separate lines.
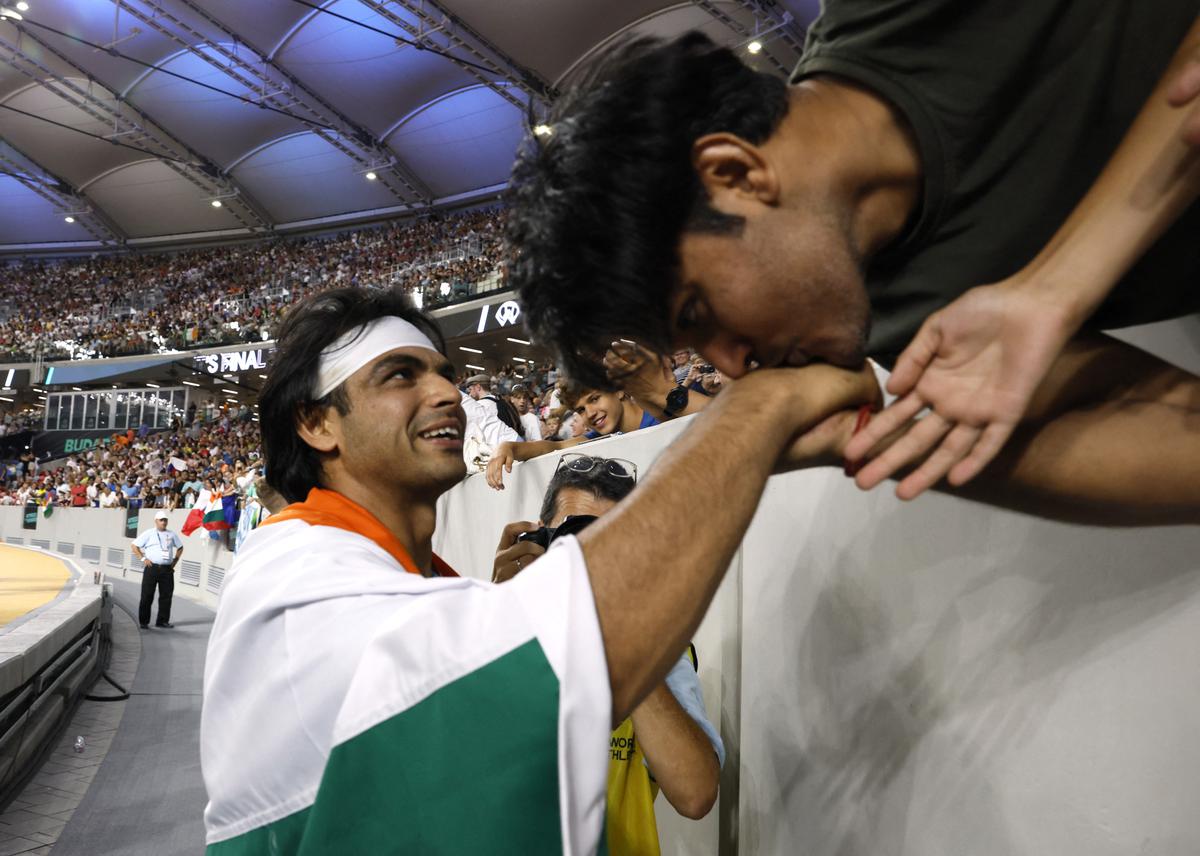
183, 488, 212, 536
201, 488, 612, 856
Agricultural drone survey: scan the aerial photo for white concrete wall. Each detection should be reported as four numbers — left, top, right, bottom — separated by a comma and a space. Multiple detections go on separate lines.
0, 506, 231, 611
432, 318, 1200, 856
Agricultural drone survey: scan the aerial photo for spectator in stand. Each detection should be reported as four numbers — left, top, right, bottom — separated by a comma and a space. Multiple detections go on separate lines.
491, 455, 722, 852
462, 374, 522, 448
0, 208, 507, 362
508, 384, 542, 441
69, 476, 87, 508
486, 379, 661, 490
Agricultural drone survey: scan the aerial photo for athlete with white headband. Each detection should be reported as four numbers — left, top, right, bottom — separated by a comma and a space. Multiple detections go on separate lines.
201, 285, 881, 854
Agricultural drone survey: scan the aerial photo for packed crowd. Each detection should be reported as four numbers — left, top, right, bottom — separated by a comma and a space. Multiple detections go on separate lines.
0, 402, 261, 511
0, 208, 505, 362
0, 344, 729, 509
0, 409, 41, 437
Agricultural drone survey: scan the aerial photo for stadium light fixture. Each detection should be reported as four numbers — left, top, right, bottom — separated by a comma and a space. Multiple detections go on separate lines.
747, 40, 763, 54
16, 1, 28, 10
182, 381, 200, 387
71, 386, 82, 391
458, 346, 483, 354
146, 382, 159, 388
0, 397, 13, 403
258, 373, 267, 379
533, 124, 553, 138
465, 364, 485, 371
506, 337, 531, 345
0, 7, 23, 21
210, 199, 223, 208
64, 215, 75, 224
365, 171, 378, 181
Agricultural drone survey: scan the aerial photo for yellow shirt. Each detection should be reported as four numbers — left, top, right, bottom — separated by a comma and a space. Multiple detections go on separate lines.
606, 714, 660, 856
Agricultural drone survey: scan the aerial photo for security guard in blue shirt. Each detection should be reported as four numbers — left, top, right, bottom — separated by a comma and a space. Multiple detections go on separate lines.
131, 510, 185, 629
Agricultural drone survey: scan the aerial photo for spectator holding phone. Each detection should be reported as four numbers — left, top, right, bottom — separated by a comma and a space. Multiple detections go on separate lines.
492, 453, 723, 854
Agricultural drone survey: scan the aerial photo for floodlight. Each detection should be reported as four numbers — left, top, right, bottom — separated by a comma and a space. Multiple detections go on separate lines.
747, 40, 763, 54
64, 215, 75, 223
16, 1, 29, 10
210, 199, 223, 208
0, 7, 24, 21
365, 171, 378, 181
532, 124, 553, 137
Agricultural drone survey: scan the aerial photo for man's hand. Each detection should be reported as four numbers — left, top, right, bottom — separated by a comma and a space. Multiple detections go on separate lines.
1168, 45, 1200, 146
603, 341, 674, 405
844, 278, 1075, 499
491, 521, 546, 583
485, 443, 517, 491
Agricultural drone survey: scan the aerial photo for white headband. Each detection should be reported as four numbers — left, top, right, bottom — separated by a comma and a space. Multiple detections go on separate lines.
314, 316, 438, 399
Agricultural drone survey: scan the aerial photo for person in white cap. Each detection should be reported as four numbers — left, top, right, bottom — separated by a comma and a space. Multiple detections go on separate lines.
130, 509, 184, 629
200, 285, 878, 855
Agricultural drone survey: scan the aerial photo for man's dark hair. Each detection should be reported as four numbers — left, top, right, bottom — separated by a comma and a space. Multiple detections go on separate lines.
259, 287, 446, 505
538, 457, 636, 525
507, 32, 789, 389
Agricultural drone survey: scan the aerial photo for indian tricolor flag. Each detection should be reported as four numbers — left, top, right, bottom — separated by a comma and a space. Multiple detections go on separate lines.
182, 488, 211, 536
201, 488, 612, 855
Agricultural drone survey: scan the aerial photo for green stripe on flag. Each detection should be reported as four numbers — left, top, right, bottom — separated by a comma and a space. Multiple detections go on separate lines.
208, 639, 567, 855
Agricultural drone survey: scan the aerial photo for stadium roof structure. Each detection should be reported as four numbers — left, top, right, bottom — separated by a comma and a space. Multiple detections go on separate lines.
0, 0, 816, 255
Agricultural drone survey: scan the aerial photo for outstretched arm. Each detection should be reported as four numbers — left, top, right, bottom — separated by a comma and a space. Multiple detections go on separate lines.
580, 363, 879, 723
837, 336, 1200, 525
603, 342, 711, 421
848, 15, 1200, 497
485, 436, 588, 490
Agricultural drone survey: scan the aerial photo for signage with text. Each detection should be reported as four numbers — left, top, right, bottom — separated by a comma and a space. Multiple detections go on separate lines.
194, 348, 269, 375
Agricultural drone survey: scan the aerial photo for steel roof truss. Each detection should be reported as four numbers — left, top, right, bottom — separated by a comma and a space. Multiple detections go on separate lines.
118, 0, 433, 206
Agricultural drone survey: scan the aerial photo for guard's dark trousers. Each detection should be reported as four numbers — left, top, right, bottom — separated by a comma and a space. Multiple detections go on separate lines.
139, 564, 174, 626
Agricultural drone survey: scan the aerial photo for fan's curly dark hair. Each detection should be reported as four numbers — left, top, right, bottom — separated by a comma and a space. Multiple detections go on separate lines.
506, 32, 789, 389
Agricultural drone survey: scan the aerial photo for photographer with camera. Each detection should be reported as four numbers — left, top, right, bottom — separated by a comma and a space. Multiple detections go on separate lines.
493, 453, 724, 856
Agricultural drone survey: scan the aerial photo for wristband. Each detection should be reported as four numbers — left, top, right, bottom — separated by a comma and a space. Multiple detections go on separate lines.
842, 405, 874, 478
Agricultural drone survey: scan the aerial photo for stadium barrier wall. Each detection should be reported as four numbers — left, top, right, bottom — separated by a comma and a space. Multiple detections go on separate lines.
0, 507, 231, 611
0, 548, 103, 807
433, 318, 1200, 856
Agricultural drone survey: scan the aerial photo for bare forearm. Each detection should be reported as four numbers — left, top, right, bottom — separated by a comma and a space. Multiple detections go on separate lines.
581, 366, 876, 723
630, 684, 719, 819
509, 437, 583, 462
1023, 16, 1200, 326
854, 338, 1200, 524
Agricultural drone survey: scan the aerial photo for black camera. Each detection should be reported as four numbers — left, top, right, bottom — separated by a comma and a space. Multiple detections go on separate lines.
698, 364, 716, 374
517, 514, 598, 548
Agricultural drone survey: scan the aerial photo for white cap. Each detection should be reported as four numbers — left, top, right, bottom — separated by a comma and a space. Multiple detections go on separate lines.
154, 510, 169, 521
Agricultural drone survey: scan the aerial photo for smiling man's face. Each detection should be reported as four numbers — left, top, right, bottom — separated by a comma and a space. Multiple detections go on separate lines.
574, 390, 625, 436
322, 347, 467, 500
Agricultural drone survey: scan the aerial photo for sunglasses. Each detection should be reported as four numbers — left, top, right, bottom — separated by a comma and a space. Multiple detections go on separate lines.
555, 453, 637, 482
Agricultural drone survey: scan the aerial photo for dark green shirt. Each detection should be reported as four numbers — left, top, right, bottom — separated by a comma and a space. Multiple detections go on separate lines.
794, 0, 1200, 365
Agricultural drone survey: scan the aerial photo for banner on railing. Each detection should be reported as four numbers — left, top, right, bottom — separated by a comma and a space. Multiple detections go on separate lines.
123, 510, 139, 541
